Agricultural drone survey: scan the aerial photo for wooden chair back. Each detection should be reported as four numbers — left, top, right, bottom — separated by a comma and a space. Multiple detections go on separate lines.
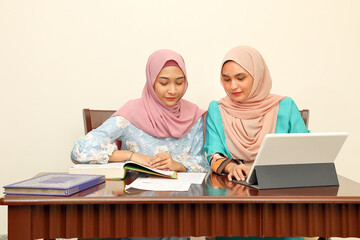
299, 109, 309, 128
83, 109, 116, 134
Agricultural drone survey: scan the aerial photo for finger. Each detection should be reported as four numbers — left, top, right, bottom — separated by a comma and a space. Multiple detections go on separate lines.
149, 155, 158, 162
242, 165, 250, 177
150, 156, 164, 166
155, 164, 170, 170
236, 168, 246, 181
232, 170, 242, 182
153, 162, 170, 170
228, 172, 233, 181
151, 159, 169, 169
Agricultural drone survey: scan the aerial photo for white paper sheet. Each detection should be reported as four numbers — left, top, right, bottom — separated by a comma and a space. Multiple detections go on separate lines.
125, 172, 206, 191
177, 172, 206, 184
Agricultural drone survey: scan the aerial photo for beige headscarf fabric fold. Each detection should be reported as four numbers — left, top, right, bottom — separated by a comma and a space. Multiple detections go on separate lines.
219, 46, 285, 165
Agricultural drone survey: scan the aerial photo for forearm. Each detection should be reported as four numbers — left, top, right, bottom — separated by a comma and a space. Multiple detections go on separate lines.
109, 150, 152, 165
108, 150, 133, 162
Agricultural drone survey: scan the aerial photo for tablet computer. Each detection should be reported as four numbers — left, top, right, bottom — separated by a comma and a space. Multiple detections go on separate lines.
236, 132, 348, 189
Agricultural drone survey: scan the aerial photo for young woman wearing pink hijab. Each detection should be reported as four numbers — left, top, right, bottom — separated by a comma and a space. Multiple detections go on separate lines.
71, 49, 210, 173
204, 45, 309, 183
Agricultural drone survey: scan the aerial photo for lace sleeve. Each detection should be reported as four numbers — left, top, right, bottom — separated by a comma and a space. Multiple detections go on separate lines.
70, 116, 130, 164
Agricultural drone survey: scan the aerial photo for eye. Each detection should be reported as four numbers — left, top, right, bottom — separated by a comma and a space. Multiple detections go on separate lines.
237, 77, 245, 81
223, 78, 230, 82
176, 81, 184, 86
158, 81, 168, 86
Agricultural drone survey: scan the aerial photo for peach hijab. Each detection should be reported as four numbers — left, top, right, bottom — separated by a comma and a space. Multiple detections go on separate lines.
219, 46, 285, 164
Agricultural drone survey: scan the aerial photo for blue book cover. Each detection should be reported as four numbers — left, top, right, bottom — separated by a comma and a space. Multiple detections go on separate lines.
3, 173, 106, 196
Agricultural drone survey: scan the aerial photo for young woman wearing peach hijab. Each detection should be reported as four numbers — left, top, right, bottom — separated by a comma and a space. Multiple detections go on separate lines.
204, 45, 309, 184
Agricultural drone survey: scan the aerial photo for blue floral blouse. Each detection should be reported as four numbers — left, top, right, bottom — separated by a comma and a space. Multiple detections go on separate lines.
71, 116, 210, 173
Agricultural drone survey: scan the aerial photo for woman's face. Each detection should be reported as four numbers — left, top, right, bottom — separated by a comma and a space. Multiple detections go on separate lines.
154, 66, 185, 106
221, 61, 254, 103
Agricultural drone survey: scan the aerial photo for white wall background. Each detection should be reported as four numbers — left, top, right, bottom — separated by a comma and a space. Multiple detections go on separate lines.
1, 0, 360, 235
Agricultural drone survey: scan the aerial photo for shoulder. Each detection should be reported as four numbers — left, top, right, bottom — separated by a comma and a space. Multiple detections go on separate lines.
206, 101, 223, 126
108, 115, 133, 129
279, 97, 298, 110
208, 100, 220, 108
279, 96, 295, 105
207, 100, 220, 113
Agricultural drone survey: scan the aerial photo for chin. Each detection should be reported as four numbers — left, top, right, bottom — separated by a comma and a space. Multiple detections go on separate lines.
163, 101, 176, 107
230, 97, 245, 103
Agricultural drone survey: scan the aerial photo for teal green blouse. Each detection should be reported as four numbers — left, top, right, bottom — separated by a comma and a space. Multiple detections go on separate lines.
204, 97, 309, 162
204, 97, 308, 240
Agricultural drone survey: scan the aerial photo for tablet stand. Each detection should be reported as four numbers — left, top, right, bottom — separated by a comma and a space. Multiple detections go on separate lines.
245, 163, 339, 189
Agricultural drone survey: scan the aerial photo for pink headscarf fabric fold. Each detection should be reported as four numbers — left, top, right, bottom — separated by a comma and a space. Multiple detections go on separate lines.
113, 49, 206, 138
219, 46, 286, 164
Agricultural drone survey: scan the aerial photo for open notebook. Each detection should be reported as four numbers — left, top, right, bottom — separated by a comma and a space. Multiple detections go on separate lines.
234, 132, 348, 189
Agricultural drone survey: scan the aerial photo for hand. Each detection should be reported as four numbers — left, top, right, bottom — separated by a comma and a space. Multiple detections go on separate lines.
130, 152, 152, 166
225, 162, 250, 182
150, 152, 186, 172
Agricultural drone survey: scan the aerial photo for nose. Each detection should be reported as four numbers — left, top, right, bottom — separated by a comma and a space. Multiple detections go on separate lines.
230, 79, 239, 90
167, 83, 177, 94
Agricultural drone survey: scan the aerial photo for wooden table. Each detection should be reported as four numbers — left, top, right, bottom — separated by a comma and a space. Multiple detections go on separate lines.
1, 173, 360, 240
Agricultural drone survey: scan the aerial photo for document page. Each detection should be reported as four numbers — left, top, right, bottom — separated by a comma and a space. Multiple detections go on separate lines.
125, 172, 206, 191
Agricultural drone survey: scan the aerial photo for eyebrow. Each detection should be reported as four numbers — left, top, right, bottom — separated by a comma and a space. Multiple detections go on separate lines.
158, 76, 185, 80
222, 73, 246, 77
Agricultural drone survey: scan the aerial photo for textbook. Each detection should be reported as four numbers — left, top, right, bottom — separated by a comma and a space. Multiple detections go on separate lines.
69, 161, 178, 180
3, 173, 105, 196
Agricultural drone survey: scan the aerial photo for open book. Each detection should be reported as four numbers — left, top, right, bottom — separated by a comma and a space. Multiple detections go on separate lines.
69, 161, 178, 180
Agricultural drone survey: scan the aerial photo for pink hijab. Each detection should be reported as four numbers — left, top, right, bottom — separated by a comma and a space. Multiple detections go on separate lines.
113, 49, 206, 138
219, 46, 285, 163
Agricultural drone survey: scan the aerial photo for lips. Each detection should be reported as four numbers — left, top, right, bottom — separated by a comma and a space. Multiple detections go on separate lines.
232, 92, 242, 96
165, 97, 177, 101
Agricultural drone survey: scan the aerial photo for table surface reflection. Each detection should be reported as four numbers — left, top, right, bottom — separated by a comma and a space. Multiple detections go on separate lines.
2, 172, 360, 239
2, 172, 360, 205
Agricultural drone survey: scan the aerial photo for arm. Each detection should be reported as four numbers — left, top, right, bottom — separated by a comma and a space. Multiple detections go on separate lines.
71, 116, 150, 165
288, 98, 310, 133
276, 97, 310, 133
204, 101, 249, 181
150, 118, 208, 172
204, 101, 231, 162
